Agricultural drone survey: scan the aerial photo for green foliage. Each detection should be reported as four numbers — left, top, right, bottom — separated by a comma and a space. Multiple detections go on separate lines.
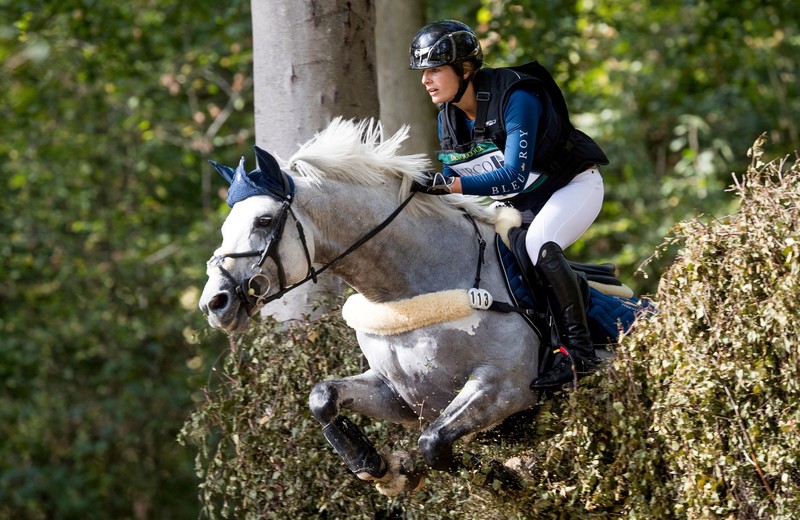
183, 143, 800, 519
180, 310, 390, 519
511, 140, 800, 518
0, 0, 252, 517
641, 140, 800, 517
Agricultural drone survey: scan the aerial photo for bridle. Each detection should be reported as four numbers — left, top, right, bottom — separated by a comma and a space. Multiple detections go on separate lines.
207, 197, 312, 316
207, 187, 418, 317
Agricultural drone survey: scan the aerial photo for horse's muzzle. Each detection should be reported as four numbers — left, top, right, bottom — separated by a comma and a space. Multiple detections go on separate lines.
199, 282, 252, 332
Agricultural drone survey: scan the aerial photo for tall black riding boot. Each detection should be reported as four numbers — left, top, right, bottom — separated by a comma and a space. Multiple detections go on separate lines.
530, 241, 598, 389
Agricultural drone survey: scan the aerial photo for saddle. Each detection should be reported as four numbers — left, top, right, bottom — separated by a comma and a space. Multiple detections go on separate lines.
496, 224, 652, 365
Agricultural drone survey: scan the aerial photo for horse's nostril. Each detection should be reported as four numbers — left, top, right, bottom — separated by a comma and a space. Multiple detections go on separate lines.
208, 293, 229, 312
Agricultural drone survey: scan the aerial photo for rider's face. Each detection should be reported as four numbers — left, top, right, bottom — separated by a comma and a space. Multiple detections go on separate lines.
421, 65, 461, 104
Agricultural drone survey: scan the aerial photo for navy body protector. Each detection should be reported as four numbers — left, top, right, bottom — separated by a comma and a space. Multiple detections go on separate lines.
438, 61, 608, 210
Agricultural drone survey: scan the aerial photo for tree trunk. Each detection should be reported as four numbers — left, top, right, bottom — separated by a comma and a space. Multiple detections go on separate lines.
251, 0, 378, 321
375, 0, 438, 158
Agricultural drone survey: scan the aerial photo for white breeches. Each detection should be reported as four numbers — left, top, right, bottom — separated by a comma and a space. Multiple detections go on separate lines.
525, 168, 604, 265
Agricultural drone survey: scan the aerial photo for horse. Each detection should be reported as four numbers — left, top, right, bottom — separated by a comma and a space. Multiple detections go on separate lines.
199, 118, 639, 495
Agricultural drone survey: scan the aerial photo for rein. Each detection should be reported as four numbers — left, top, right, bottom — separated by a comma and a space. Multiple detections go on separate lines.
210, 191, 418, 316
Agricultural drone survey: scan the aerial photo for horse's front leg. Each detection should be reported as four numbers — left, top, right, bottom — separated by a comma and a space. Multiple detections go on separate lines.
309, 369, 423, 494
418, 368, 530, 486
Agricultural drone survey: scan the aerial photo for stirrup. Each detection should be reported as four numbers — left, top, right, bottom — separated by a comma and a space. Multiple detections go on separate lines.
530, 357, 576, 389
531, 348, 597, 389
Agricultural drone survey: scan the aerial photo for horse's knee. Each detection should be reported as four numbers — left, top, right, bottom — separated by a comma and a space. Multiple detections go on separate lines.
309, 382, 338, 425
418, 429, 456, 472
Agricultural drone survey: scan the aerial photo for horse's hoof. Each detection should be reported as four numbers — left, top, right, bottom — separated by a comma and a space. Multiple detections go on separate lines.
484, 459, 523, 493
374, 450, 426, 496
354, 457, 388, 482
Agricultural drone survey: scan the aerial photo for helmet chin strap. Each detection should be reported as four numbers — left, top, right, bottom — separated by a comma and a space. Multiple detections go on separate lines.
449, 63, 472, 104
451, 77, 471, 104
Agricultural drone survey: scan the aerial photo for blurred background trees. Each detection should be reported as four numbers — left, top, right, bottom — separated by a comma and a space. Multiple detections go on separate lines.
1, 0, 797, 517
1, 1, 254, 517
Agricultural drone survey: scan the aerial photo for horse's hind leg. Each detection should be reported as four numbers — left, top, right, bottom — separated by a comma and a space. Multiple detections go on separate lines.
417, 369, 529, 488
309, 369, 421, 491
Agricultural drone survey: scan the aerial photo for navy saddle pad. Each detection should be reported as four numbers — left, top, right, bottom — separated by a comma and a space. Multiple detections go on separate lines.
496, 229, 653, 345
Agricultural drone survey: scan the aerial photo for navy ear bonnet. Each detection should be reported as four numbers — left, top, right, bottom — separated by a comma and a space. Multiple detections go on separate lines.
209, 146, 295, 207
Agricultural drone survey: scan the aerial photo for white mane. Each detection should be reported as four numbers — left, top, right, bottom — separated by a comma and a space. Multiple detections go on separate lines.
285, 117, 497, 223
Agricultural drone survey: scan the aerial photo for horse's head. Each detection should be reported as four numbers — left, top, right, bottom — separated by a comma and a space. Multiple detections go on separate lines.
199, 146, 315, 332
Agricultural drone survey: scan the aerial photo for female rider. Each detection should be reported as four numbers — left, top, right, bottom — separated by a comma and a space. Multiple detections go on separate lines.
409, 20, 609, 388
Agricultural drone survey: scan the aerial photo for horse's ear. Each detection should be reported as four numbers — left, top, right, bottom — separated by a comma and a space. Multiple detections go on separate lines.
254, 146, 294, 201
254, 146, 281, 177
208, 148, 293, 206
208, 158, 241, 185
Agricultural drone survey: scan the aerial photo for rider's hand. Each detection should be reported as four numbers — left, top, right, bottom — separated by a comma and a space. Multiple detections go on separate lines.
411, 171, 456, 195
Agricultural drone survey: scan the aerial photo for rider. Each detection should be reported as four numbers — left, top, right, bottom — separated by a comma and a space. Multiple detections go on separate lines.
409, 20, 609, 388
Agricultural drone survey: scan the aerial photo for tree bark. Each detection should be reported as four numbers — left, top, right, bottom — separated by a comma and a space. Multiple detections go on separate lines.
251, 0, 378, 321
375, 0, 438, 158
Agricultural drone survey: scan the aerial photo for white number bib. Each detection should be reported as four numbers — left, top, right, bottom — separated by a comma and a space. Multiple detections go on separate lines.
468, 288, 493, 310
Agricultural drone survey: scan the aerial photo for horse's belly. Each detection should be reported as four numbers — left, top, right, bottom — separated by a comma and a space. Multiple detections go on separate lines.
357, 323, 535, 421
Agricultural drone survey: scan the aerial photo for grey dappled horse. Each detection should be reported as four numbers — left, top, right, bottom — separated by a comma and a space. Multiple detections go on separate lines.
199, 119, 553, 495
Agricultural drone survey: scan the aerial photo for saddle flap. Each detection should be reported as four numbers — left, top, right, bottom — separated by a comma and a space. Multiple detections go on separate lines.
506, 227, 622, 286
567, 261, 618, 283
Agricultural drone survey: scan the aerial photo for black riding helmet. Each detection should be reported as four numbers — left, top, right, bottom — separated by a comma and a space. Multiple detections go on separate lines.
409, 20, 483, 103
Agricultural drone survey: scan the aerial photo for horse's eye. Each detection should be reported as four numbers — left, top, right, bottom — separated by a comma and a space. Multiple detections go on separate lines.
255, 216, 272, 228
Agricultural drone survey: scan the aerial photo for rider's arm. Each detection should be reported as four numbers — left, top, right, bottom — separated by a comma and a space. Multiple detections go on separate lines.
454, 88, 543, 196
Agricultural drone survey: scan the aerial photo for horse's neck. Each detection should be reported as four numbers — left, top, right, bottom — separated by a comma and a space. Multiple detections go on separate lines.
297, 180, 487, 302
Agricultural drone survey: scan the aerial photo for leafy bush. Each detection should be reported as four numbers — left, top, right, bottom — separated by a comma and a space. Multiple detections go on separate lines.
512, 138, 800, 518
183, 140, 800, 518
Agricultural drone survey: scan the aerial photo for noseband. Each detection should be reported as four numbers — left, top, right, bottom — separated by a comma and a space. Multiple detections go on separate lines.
208, 190, 418, 317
